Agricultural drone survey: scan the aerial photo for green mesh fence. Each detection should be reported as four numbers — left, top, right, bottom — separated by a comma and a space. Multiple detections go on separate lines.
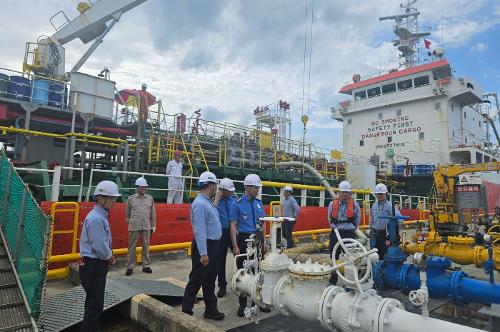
0, 151, 51, 318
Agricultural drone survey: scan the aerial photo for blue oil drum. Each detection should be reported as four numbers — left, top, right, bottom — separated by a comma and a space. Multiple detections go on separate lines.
7, 76, 31, 101
32, 79, 50, 105
48, 82, 65, 107
0, 73, 8, 97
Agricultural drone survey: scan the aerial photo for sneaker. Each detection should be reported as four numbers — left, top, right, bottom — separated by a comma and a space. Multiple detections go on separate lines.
203, 309, 225, 320
125, 269, 133, 276
216, 286, 226, 298
182, 309, 193, 316
237, 306, 245, 317
142, 267, 152, 273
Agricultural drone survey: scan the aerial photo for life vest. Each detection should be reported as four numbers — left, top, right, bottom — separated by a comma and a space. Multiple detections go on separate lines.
331, 197, 355, 225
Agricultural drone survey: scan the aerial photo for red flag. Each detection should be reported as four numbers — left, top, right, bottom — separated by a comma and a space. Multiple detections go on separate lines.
424, 39, 431, 49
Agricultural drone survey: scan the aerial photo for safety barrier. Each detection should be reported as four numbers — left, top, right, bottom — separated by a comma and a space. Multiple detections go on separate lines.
0, 150, 51, 317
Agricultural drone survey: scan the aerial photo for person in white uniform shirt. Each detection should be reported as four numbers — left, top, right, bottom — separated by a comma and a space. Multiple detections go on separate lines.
166, 150, 183, 204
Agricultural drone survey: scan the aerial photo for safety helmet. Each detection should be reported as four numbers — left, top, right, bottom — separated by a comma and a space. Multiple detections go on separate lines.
93, 180, 121, 197
141, 83, 147, 89
283, 186, 293, 193
219, 178, 235, 192
174, 150, 181, 157
135, 177, 148, 187
373, 183, 388, 194
198, 171, 217, 187
243, 174, 262, 187
338, 181, 352, 192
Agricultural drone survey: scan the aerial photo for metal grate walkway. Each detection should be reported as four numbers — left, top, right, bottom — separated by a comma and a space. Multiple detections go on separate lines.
0, 228, 37, 332
38, 277, 188, 331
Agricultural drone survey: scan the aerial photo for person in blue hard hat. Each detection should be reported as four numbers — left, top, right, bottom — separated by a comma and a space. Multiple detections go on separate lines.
230, 173, 267, 317
281, 186, 300, 248
370, 183, 401, 260
79, 180, 121, 332
214, 177, 237, 298
182, 171, 225, 321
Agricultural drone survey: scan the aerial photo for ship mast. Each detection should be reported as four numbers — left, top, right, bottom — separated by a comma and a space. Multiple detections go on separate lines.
379, 0, 430, 69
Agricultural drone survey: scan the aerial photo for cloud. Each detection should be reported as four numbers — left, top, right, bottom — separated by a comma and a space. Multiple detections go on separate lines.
470, 42, 488, 53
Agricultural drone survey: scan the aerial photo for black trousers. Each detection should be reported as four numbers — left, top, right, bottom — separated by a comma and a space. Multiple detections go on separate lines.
329, 229, 356, 284
235, 232, 257, 307
217, 228, 232, 288
373, 230, 388, 260
80, 257, 108, 332
182, 239, 220, 313
282, 220, 296, 248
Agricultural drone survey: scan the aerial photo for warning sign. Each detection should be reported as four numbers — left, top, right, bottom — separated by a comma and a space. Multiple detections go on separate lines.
459, 174, 482, 185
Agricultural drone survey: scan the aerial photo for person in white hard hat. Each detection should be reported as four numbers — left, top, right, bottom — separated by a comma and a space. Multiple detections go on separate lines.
166, 150, 184, 204
125, 177, 157, 276
213, 178, 237, 298
370, 183, 400, 260
79, 180, 121, 332
327, 180, 361, 285
281, 186, 300, 248
182, 171, 225, 320
230, 173, 267, 317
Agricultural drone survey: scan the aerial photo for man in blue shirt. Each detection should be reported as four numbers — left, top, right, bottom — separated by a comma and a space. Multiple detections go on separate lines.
281, 186, 300, 248
327, 180, 361, 285
79, 180, 121, 332
230, 174, 266, 317
370, 183, 400, 259
182, 171, 225, 321
214, 178, 237, 298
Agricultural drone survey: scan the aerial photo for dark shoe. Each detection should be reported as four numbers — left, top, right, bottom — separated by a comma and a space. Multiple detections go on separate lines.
182, 309, 193, 316
204, 309, 225, 320
142, 267, 152, 273
259, 306, 271, 313
216, 286, 226, 298
237, 306, 245, 317
329, 275, 338, 285
126, 269, 133, 276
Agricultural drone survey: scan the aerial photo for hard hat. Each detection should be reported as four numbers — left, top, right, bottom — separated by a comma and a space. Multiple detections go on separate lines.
219, 178, 235, 192
174, 150, 181, 156
243, 174, 262, 187
283, 186, 293, 193
198, 171, 217, 187
338, 181, 352, 192
373, 183, 388, 194
93, 180, 121, 197
135, 177, 148, 187
141, 83, 147, 89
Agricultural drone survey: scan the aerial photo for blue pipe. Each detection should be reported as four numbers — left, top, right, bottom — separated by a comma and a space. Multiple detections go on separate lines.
373, 252, 500, 305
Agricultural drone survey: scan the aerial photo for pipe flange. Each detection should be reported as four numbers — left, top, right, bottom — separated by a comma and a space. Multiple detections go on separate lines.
318, 286, 344, 330
426, 256, 452, 269
372, 261, 385, 290
260, 253, 292, 272
288, 259, 333, 279
377, 297, 404, 332
450, 270, 467, 304
231, 268, 248, 297
250, 272, 267, 309
273, 275, 292, 316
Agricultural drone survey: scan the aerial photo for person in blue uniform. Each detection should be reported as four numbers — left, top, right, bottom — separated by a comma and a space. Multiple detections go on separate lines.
181, 171, 225, 320
230, 173, 266, 317
370, 183, 401, 260
79, 180, 121, 332
214, 177, 237, 298
327, 180, 361, 285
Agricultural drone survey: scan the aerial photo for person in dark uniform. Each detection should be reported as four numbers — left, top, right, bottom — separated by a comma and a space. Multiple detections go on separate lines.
230, 173, 266, 317
214, 178, 237, 298
327, 180, 361, 285
79, 181, 121, 332
181, 171, 225, 320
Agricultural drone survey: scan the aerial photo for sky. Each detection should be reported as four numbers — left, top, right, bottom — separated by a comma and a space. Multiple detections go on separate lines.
0, 0, 499, 151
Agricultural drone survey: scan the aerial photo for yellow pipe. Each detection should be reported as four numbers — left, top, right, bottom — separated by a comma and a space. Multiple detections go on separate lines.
261, 180, 372, 194
48, 242, 192, 264
402, 237, 500, 270
0, 126, 64, 138
47, 267, 69, 280
63, 132, 128, 144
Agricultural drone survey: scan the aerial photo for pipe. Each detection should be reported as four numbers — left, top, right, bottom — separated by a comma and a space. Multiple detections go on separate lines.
373, 255, 500, 305
48, 241, 192, 263
402, 238, 500, 270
